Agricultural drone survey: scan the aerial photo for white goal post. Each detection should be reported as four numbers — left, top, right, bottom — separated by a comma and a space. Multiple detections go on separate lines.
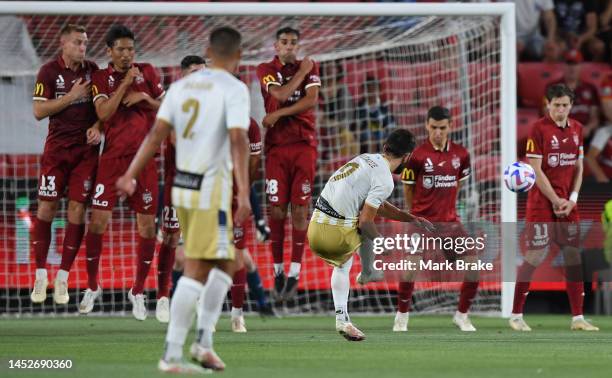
0, 1, 516, 318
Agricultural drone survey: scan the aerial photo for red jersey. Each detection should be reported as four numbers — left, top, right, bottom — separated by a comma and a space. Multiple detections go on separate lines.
233, 118, 262, 197
256, 56, 320, 152
33, 56, 98, 148
525, 116, 584, 209
92, 62, 165, 158
549, 79, 600, 125
400, 139, 471, 222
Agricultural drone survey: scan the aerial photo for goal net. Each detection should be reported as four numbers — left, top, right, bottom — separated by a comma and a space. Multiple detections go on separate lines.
0, 2, 516, 317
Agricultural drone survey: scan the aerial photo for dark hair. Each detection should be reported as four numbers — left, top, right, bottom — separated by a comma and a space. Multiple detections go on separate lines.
105, 24, 134, 48
276, 27, 300, 40
427, 106, 451, 122
60, 24, 86, 36
384, 129, 416, 158
180, 55, 206, 70
209, 27, 242, 57
546, 83, 575, 103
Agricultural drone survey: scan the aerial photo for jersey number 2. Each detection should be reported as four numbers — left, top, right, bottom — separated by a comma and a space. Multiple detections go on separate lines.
181, 98, 200, 139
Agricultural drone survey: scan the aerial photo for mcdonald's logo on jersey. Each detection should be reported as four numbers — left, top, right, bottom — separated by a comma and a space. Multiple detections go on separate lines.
526, 139, 535, 153
91, 84, 98, 97
33, 83, 44, 96
262, 74, 276, 85
401, 168, 415, 182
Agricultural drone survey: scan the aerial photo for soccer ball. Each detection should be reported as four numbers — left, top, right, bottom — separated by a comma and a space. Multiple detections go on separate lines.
503, 162, 536, 193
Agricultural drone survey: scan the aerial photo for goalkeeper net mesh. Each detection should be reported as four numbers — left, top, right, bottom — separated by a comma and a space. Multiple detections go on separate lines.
0, 12, 502, 316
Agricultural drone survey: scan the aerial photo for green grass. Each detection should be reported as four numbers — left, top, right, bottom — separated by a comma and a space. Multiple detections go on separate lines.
1, 315, 612, 378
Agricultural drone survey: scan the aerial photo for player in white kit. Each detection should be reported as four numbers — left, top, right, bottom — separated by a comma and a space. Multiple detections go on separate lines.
308, 129, 432, 341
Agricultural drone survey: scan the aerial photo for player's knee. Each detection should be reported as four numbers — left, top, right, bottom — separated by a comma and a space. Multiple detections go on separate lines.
291, 205, 309, 229
66, 201, 86, 224
525, 249, 547, 266
242, 250, 255, 271
163, 232, 180, 248
270, 205, 287, 220
562, 247, 582, 265
88, 213, 109, 234
138, 224, 157, 239
37, 200, 58, 222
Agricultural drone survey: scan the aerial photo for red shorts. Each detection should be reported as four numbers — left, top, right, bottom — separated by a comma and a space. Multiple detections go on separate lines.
162, 173, 180, 233
522, 207, 580, 250
265, 143, 316, 206
91, 155, 158, 214
38, 143, 98, 203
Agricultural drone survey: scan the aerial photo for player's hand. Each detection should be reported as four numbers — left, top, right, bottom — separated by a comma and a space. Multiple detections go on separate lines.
122, 91, 149, 107
116, 175, 137, 197
263, 111, 282, 128
556, 199, 576, 218
122, 66, 141, 87
67, 78, 91, 102
414, 216, 435, 232
553, 198, 570, 218
299, 56, 314, 74
234, 193, 252, 225
86, 125, 101, 145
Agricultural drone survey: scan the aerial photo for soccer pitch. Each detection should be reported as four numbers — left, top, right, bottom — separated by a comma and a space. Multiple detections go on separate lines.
1, 315, 611, 378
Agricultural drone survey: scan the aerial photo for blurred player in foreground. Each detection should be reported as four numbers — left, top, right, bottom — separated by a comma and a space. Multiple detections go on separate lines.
117, 27, 251, 373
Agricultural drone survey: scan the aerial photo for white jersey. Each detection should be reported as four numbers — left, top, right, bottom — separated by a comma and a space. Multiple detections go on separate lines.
312, 153, 395, 227
156, 68, 250, 210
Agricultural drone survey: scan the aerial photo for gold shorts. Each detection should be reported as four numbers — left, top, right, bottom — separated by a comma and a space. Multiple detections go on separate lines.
176, 207, 235, 261
307, 221, 361, 267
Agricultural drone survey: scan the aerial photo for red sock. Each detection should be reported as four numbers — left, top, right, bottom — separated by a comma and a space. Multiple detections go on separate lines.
231, 267, 247, 309
157, 242, 176, 299
458, 281, 479, 313
398, 281, 414, 313
85, 232, 103, 290
132, 236, 157, 295
291, 228, 307, 263
565, 264, 584, 316
59, 223, 85, 272
33, 218, 52, 269
512, 262, 537, 314
269, 217, 285, 265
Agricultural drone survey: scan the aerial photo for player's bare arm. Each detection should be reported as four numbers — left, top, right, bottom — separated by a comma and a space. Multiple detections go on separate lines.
248, 152, 261, 184
378, 201, 434, 231
358, 203, 382, 241
94, 66, 138, 121
267, 57, 314, 103
33, 78, 90, 120
585, 146, 609, 183
86, 120, 102, 145
558, 158, 583, 217
263, 86, 319, 128
529, 156, 567, 211
230, 128, 252, 225
402, 184, 414, 212
116, 118, 172, 196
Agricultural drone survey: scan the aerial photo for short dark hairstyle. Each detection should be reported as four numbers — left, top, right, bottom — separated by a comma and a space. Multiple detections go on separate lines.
546, 83, 575, 103
60, 24, 86, 36
427, 106, 451, 122
384, 129, 416, 158
209, 27, 242, 58
276, 27, 300, 40
105, 24, 134, 48
180, 55, 206, 70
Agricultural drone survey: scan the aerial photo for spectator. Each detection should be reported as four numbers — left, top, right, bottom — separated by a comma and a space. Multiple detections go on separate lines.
544, 50, 600, 139
354, 75, 397, 154
512, 0, 557, 61
554, 0, 598, 53
588, 0, 612, 63
585, 125, 612, 183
